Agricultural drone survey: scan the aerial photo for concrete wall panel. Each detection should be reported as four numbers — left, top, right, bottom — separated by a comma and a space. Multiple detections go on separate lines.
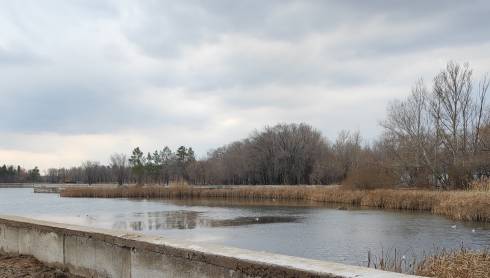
18, 227, 64, 265
64, 234, 98, 277
94, 240, 131, 278
0, 224, 19, 254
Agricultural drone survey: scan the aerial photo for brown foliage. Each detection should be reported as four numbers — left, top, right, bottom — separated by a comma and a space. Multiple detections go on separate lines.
343, 163, 397, 189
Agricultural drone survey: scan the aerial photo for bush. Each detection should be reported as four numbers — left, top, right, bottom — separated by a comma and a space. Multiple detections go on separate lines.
344, 162, 397, 189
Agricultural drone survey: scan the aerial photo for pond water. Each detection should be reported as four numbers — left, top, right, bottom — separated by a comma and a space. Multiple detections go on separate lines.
1, 188, 489, 267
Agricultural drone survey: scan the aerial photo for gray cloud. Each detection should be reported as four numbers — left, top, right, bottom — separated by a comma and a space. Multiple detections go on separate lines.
0, 0, 490, 168
0, 47, 46, 65
122, 1, 490, 58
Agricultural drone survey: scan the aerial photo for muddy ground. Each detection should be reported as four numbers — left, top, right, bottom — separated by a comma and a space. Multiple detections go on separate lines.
0, 254, 82, 278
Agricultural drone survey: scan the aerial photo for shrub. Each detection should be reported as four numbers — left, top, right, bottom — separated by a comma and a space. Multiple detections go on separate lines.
344, 163, 397, 189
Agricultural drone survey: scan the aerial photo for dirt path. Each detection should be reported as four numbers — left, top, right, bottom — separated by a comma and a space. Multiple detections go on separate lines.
0, 254, 82, 278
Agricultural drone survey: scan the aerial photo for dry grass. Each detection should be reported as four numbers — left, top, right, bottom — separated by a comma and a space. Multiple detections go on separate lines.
416, 248, 490, 278
167, 180, 190, 187
366, 247, 490, 277
60, 185, 490, 222
367, 248, 417, 274
0, 254, 82, 277
470, 178, 490, 192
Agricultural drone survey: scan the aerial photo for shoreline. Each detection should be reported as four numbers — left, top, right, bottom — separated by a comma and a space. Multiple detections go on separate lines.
60, 185, 490, 223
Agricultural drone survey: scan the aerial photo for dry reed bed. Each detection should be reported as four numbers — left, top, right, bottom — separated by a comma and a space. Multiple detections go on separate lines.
416, 249, 490, 278
368, 248, 490, 277
60, 186, 490, 222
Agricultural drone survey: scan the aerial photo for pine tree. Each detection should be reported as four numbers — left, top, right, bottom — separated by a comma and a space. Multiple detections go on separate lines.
129, 147, 145, 185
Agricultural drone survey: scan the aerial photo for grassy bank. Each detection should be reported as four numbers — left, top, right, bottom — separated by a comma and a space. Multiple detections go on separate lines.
60, 185, 490, 222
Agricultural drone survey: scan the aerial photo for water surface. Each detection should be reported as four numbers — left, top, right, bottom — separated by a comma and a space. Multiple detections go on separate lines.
0, 188, 488, 267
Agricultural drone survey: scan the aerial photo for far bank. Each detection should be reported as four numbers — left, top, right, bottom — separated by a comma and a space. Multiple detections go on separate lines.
61, 185, 490, 223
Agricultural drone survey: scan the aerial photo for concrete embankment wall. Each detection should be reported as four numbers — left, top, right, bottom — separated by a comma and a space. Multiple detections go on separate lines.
0, 215, 421, 278
33, 186, 62, 193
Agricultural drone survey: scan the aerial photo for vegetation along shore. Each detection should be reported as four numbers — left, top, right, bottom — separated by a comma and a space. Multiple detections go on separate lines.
416, 248, 489, 278
61, 184, 490, 222
368, 247, 489, 278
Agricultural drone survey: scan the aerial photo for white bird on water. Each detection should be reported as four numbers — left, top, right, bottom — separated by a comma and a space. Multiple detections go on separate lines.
451, 225, 457, 229
472, 229, 476, 233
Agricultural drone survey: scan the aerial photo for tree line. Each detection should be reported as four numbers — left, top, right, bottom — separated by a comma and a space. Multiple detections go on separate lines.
5, 146, 196, 186
2, 62, 488, 189
0, 165, 40, 183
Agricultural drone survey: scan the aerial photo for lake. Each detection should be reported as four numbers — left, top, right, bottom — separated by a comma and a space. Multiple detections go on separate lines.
1, 188, 489, 267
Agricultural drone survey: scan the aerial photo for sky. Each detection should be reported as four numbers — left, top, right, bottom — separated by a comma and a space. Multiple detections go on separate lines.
1, 0, 490, 171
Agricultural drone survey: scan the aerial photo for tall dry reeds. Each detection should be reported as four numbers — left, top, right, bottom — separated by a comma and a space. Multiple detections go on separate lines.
366, 247, 490, 278
470, 178, 490, 192
60, 185, 490, 222
367, 248, 417, 274
416, 248, 490, 278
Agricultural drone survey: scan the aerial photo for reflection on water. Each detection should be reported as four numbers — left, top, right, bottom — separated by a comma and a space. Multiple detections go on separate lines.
168, 198, 323, 208
112, 210, 301, 231
113, 210, 201, 231
208, 216, 301, 227
0, 188, 489, 267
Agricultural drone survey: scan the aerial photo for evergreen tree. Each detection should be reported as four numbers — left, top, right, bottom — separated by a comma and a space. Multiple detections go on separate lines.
28, 167, 40, 182
159, 147, 173, 185
129, 147, 145, 185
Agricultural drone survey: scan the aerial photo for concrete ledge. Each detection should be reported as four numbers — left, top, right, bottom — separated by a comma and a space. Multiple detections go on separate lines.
0, 215, 423, 278
33, 186, 62, 193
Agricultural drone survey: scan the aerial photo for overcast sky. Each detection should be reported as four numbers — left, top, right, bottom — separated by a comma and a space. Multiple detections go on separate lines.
1, 0, 490, 170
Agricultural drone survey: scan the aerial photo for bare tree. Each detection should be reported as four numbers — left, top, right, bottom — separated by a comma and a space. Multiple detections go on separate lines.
432, 62, 473, 160
110, 153, 128, 186
474, 74, 489, 152
380, 61, 489, 188
82, 161, 100, 185
381, 80, 436, 185
430, 62, 490, 187
332, 130, 362, 181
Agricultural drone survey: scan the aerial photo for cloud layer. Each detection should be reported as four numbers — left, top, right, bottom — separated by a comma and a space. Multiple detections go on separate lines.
1, 0, 490, 170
